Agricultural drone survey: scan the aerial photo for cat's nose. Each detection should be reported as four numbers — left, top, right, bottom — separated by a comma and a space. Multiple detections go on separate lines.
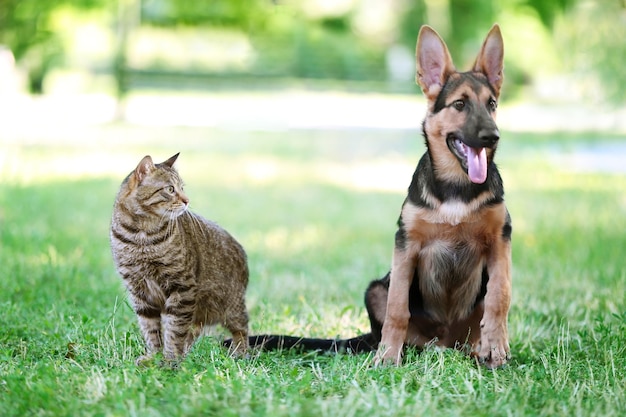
180, 194, 189, 205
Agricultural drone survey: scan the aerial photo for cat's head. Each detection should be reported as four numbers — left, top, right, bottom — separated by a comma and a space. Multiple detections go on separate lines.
119, 153, 190, 218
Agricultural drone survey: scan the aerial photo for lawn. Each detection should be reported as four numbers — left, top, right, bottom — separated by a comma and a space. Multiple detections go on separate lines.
1, 122, 625, 416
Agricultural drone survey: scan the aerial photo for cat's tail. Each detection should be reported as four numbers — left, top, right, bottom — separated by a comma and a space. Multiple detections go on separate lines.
223, 333, 378, 354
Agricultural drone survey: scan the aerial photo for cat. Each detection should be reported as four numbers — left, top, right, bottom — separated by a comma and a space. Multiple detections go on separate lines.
110, 153, 249, 365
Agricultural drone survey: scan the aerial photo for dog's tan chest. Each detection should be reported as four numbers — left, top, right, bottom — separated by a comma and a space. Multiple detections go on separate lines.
402, 200, 505, 245
401, 201, 506, 322
416, 235, 485, 323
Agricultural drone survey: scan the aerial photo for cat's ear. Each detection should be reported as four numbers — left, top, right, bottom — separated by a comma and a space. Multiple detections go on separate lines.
416, 25, 455, 100
162, 153, 180, 168
135, 155, 155, 182
472, 24, 504, 97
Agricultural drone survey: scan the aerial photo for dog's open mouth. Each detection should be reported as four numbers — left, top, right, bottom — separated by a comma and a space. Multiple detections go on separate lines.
449, 137, 488, 184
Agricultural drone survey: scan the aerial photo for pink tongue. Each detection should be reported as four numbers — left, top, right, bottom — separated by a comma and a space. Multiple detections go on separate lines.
467, 146, 487, 184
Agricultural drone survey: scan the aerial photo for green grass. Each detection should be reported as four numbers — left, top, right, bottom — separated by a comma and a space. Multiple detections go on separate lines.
1, 124, 625, 416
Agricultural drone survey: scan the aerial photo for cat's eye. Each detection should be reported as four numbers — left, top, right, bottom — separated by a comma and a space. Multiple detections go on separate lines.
165, 185, 175, 193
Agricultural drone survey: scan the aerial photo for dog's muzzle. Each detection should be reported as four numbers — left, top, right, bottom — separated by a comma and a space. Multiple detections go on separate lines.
447, 130, 499, 184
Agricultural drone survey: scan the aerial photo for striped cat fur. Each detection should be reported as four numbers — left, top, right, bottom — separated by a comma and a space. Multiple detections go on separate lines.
110, 153, 249, 365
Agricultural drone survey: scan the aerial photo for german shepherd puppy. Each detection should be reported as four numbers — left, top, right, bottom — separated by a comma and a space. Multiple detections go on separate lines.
227, 24, 512, 369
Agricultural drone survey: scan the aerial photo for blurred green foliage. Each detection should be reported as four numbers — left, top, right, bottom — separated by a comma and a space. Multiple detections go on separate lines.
141, 0, 267, 28
0, 0, 106, 92
556, 0, 626, 103
0, 0, 624, 103
524, 0, 577, 27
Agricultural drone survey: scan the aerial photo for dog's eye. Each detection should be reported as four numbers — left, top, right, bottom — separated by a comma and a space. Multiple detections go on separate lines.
453, 100, 465, 111
488, 98, 497, 112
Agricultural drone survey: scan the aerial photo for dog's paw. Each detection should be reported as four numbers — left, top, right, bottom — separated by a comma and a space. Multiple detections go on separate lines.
474, 327, 510, 369
474, 345, 510, 369
372, 344, 403, 367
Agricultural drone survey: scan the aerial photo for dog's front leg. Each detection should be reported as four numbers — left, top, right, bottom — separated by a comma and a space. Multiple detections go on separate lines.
476, 237, 512, 368
374, 246, 417, 366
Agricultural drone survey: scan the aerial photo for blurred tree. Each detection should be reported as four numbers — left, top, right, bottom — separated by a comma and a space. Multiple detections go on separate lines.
0, 0, 106, 93
523, 0, 577, 28
140, 0, 269, 29
406, 0, 577, 67
557, 0, 626, 104
396, 0, 427, 47
447, 0, 496, 64
128, 0, 389, 84
1, 0, 622, 104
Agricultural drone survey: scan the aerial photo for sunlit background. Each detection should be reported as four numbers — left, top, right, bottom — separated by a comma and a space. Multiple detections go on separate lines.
1, 0, 625, 133
0, 0, 624, 190
1, 0, 624, 305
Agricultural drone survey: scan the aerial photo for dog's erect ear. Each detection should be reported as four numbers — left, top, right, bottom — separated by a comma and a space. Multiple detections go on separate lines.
162, 152, 180, 168
416, 25, 456, 100
473, 24, 504, 97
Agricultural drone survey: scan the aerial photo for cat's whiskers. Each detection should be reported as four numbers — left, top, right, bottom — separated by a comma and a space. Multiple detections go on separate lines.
187, 209, 205, 238
166, 209, 179, 238
157, 210, 174, 239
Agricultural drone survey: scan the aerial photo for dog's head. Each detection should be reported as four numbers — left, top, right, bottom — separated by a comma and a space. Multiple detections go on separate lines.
416, 25, 504, 185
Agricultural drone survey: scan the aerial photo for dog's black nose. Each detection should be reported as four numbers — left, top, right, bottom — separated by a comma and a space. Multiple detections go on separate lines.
479, 128, 500, 145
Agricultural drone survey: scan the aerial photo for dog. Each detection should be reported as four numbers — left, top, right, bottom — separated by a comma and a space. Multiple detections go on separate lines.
227, 24, 512, 369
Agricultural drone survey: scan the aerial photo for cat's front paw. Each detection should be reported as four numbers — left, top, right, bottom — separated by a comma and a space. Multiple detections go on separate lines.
135, 354, 157, 367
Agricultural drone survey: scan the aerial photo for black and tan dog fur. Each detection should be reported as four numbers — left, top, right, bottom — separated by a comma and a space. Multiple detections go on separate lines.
228, 24, 512, 369
370, 24, 511, 368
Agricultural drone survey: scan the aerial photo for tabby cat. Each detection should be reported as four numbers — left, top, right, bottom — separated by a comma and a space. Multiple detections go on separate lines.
110, 153, 249, 365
